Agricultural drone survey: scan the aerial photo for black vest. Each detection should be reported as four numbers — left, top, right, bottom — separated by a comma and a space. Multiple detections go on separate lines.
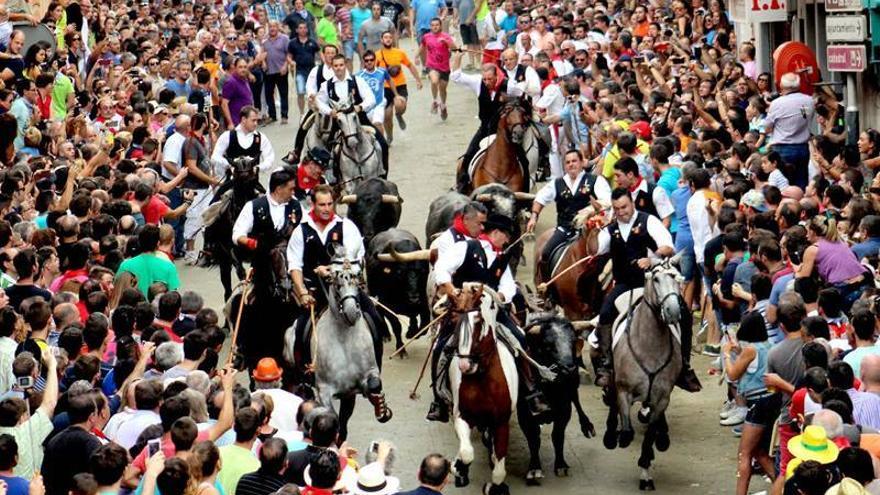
315, 63, 328, 89
607, 212, 658, 287
478, 79, 507, 131
632, 183, 659, 219
451, 239, 494, 288
227, 130, 261, 162
327, 77, 363, 106
512, 64, 526, 82
251, 195, 301, 251
555, 173, 598, 229
300, 220, 344, 284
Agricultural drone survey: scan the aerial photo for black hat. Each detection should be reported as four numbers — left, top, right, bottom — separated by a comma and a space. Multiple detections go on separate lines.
484, 214, 514, 236
305, 147, 332, 169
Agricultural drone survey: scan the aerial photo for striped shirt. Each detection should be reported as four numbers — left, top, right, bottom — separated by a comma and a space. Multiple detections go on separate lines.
847, 388, 880, 430
236, 471, 287, 495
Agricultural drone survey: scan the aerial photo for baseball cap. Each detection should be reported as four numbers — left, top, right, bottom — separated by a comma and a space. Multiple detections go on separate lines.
740, 190, 768, 213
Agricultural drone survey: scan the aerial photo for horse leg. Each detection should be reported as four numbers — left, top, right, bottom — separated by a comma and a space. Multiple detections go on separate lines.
365, 372, 393, 423
552, 401, 572, 477
337, 395, 356, 445
453, 411, 474, 488
617, 390, 635, 449
516, 401, 543, 485
638, 422, 657, 491
571, 387, 596, 438
317, 384, 337, 414
486, 422, 510, 495
654, 408, 671, 452
603, 384, 619, 450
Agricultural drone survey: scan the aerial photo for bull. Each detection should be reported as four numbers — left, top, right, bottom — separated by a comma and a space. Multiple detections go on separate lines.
368, 229, 432, 356
471, 183, 535, 274
425, 191, 470, 244
339, 177, 403, 245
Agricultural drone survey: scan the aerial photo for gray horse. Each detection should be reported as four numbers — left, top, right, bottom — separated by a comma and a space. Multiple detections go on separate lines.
299, 257, 392, 441
602, 255, 684, 491
335, 105, 383, 194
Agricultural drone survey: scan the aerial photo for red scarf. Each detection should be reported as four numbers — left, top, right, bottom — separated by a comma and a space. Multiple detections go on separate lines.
628, 176, 643, 193
298, 165, 320, 191
309, 208, 336, 228
451, 214, 497, 250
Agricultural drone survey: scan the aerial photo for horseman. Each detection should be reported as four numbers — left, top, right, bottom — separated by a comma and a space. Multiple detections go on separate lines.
612, 157, 674, 228
231, 167, 302, 376
292, 146, 332, 204
316, 53, 389, 175
526, 148, 611, 278
286, 184, 387, 386
433, 200, 488, 256
211, 105, 278, 193
286, 44, 339, 164
499, 48, 541, 100
449, 50, 527, 193
592, 188, 701, 393
427, 213, 551, 423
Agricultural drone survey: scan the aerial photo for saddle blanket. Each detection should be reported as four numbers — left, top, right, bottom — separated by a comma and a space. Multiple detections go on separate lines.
585, 288, 681, 351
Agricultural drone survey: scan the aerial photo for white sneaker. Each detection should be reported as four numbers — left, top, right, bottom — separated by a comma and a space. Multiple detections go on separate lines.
719, 400, 735, 420
720, 406, 747, 426
184, 251, 199, 265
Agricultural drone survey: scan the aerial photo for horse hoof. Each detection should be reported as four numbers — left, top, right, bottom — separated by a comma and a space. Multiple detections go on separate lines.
603, 429, 618, 449
555, 467, 569, 477
655, 433, 670, 452
396, 348, 408, 359
581, 420, 596, 438
377, 408, 393, 423
637, 407, 651, 424
455, 474, 469, 488
485, 482, 510, 495
525, 469, 543, 485
619, 430, 634, 448
639, 479, 656, 491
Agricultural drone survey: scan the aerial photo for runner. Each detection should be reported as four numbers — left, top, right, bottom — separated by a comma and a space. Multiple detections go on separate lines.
418, 17, 454, 120
375, 30, 422, 142
356, 49, 397, 134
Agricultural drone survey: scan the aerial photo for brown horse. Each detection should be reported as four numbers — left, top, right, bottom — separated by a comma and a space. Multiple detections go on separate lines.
469, 100, 532, 194
534, 212, 606, 321
447, 283, 518, 495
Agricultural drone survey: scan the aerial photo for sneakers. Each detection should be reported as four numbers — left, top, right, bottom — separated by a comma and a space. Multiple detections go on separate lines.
719, 400, 735, 420
430, 101, 438, 114
720, 406, 747, 426
702, 344, 721, 356
396, 113, 407, 130
184, 251, 199, 265
440, 103, 448, 121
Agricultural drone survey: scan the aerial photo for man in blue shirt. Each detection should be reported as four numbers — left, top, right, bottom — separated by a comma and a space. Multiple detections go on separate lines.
287, 22, 320, 115
356, 50, 396, 135
164, 60, 193, 98
411, 0, 444, 44
853, 215, 880, 261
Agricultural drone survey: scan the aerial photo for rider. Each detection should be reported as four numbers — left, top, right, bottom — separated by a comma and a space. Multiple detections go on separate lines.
526, 148, 611, 277
211, 105, 278, 182
427, 213, 551, 422
292, 147, 332, 203
287, 44, 339, 165
592, 188, 701, 392
315, 53, 389, 174
432, 201, 488, 258
286, 184, 387, 385
375, 30, 423, 142
231, 168, 302, 376
449, 49, 526, 193
499, 48, 541, 100
612, 157, 674, 228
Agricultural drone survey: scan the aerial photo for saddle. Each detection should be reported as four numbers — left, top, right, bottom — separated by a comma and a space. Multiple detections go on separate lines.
609, 289, 681, 351
542, 233, 577, 281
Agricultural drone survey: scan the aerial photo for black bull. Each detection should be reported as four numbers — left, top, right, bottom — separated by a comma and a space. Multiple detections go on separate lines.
340, 177, 403, 246
366, 229, 431, 355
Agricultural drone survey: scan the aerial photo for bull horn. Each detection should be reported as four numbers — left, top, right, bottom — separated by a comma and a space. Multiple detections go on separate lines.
382, 247, 433, 262
570, 320, 596, 332
381, 194, 402, 204
338, 194, 357, 204
514, 192, 536, 201
475, 193, 493, 202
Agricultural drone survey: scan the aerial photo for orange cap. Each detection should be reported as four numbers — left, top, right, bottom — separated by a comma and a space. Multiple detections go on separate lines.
253, 357, 283, 382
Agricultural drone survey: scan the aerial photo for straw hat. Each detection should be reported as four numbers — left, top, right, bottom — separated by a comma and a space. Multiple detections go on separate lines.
826, 478, 869, 495
347, 462, 400, 495
787, 425, 840, 465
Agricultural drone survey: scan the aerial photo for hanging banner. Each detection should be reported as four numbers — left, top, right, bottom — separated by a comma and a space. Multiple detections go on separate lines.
748, 0, 788, 23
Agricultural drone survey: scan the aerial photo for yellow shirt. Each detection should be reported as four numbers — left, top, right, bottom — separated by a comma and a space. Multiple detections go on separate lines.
601, 139, 651, 186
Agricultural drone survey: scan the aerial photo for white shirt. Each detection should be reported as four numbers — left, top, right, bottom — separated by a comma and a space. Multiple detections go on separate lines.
551, 59, 574, 78
0, 336, 16, 394
502, 64, 541, 99
255, 388, 303, 433
287, 215, 365, 272
161, 131, 187, 179
112, 409, 161, 450
306, 64, 336, 97
687, 189, 720, 265
451, 70, 523, 98
535, 83, 565, 117
211, 126, 277, 172
231, 194, 296, 242
430, 228, 466, 260
632, 179, 674, 220
534, 171, 611, 207
514, 31, 540, 57
596, 213, 673, 255
316, 73, 377, 115
434, 238, 516, 302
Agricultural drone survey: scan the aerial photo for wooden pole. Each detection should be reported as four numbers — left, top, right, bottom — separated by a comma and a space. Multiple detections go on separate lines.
226, 269, 254, 366
388, 310, 448, 359
409, 332, 439, 400
537, 255, 594, 292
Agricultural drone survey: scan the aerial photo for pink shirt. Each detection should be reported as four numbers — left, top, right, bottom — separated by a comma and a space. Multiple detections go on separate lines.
422, 32, 454, 72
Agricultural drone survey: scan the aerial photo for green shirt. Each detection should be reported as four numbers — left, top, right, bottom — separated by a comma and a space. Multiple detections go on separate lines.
51, 73, 74, 120
218, 445, 260, 495
475, 0, 489, 21
117, 253, 180, 296
316, 17, 338, 46
305, 1, 324, 19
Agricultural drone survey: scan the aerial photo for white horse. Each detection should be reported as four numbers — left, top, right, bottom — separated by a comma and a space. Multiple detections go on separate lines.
334, 103, 384, 194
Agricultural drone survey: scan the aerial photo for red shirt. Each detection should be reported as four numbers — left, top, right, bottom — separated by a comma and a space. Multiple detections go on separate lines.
142, 196, 169, 225
36, 93, 51, 120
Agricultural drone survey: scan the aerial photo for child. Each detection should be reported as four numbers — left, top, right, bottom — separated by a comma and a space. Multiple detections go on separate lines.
761, 150, 790, 189
818, 287, 849, 339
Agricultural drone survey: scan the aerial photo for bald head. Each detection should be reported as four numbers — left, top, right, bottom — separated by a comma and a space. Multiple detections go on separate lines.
861, 354, 880, 388
174, 114, 190, 133
501, 48, 518, 69
57, 215, 79, 240
53, 302, 80, 330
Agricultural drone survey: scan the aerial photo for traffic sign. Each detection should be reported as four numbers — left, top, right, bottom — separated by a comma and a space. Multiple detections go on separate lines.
826, 15, 868, 42
827, 45, 867, 72
826, 0, 863, 12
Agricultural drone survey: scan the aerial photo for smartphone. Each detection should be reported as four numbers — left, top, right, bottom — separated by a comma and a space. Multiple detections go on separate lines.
633, 56, 644, 63
15, 376, 33, 389
147, 438, 162, 457
670, 56, 686, 64
693, 46, 702, 59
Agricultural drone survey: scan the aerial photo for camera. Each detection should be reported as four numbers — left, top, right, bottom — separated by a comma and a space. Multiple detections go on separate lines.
15, 376, 33, 389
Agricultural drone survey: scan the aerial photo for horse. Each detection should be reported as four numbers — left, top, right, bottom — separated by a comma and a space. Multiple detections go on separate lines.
306, 256, 392, 442
519, 312, 596, 485
602, 255, 684, 491
533, 209, 608, 321
335, 104, 384, 194
468, 99, 533, 195
447, 283, 518, 495
301, 112, 338, 163
200, 155, 264, 301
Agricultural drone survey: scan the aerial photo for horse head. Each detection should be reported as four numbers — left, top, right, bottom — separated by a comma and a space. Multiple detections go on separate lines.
453, 283, 501, 375
644, 255, 685, 325
229, 155, 258, 183
334, 101, 361, 149
327, 253, 364, 327
524, 313, 579, 381
499, 100, 529, 145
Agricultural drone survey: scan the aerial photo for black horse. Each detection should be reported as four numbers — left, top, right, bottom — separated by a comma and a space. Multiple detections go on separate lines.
200, 156, 265, 300
518, 313, 596, 485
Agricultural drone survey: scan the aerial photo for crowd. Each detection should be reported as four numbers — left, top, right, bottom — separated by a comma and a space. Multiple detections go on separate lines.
0, 0, 876, 491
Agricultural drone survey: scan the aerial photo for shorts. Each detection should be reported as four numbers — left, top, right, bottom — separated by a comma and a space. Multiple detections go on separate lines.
183, 188, 212, 240
342, 39, 356, 60
460, 23, 478, 46
429, 69, 450, 81
384, 84, 408, 103
367, 102, 386, 124
416, 28, 430, 44
744, 393, 781, 428
295, 72, 309, 94
678, 248, 696, 282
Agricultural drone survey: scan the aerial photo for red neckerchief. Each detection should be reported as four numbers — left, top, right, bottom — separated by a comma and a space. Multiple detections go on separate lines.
301, 487, 333, 495
309, 209, 336, 228
452, 213, 471, 238
298, 166, 320, 191
628, 176, 643, 194
91, 428, 108, 440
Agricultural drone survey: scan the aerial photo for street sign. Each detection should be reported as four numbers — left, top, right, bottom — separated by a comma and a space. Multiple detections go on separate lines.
826, 15, 868, 42
748, 0, 787, 22
826, 0, 863, 11
827, 45, 867, 72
